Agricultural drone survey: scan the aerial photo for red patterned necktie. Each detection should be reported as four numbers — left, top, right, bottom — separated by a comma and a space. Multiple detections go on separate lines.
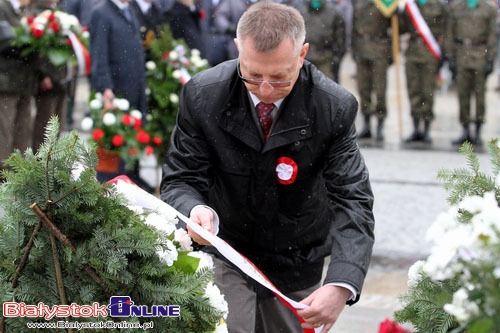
257, 102, 274, 139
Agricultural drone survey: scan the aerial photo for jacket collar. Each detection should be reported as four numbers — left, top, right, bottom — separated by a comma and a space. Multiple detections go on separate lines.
218, 67, 312, 153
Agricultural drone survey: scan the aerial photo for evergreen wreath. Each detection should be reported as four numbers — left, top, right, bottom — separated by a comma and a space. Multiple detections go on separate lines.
394, 139, 500, 333
0, 117, 227, 332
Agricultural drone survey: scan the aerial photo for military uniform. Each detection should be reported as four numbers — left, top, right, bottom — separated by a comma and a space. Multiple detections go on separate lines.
400, 0, 448, 143
352, 0, 392, 141
445, 0, 497, 145
299, 0, 346, 82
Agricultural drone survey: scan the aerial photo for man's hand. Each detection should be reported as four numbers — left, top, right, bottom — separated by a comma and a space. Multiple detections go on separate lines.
188, 206, 215, 246
297, 285, 351, 332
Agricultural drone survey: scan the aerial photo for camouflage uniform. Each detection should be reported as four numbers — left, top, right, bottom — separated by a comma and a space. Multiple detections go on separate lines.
352, 0, 392, 141
445, 0, 497, 145
400, 0, 448, 143
299, 0, 346, 82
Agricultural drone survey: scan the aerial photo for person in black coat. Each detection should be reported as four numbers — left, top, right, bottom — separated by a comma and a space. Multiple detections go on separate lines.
164, 0, 210, 60
160, 2, 375, 332
89, 0, 153, 192
130, 0, 167, 61
89, 0, 147, 114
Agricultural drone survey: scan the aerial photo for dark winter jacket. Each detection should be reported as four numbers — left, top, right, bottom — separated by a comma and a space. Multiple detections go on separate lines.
89, 0, 147, 112
161, 59, 375, 298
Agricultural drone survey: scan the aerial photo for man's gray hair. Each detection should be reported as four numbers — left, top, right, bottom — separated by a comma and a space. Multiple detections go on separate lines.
236, 1, 306, 56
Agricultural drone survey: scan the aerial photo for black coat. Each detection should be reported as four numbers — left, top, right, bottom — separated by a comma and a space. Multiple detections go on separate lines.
89, 0, 147, 113
161, 60, 375, 298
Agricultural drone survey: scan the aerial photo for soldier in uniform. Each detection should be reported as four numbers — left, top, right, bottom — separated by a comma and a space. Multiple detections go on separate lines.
352, 0, 392, 141
298, 0, 346, 82
446, 0, 497, 145
399, 0, 448, 143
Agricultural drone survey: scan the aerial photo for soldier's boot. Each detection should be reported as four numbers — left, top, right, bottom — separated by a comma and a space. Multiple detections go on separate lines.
422, 120, 432, 144
474, 122, 483, 146
405, 118, 422, 142
358, 115, 371, 139
376, 118, 384, 142
452, 124, 471, 145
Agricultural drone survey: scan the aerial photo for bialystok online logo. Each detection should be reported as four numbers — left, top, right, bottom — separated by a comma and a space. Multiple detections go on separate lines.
3, 296, 180, 320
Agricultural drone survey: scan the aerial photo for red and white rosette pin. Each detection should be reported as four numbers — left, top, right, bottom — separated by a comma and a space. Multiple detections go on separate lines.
276, 157, 298, 185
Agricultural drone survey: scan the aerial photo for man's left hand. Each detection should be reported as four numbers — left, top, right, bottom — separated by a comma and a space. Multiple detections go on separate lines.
297, 285, 351, 332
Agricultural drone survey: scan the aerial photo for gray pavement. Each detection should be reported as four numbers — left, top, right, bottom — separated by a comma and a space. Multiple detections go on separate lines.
3, 53, 499, 332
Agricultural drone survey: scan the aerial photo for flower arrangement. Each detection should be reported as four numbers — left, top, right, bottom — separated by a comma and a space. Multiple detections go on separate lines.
394, 140, 500, 332
11, 9, 90, 71
0, 117, 228, 332
145, 25, 210, 162
80, 94, 163, 171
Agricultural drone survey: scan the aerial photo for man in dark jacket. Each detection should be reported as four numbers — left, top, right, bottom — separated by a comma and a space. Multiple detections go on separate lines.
89, 0, 153, 192
0, 0, 37, 178
160, 2, 375, 332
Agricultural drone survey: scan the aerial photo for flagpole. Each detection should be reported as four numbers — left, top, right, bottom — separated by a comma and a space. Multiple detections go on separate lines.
391, 14, 403, 138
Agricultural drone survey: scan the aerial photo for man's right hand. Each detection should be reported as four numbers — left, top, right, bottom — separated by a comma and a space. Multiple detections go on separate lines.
188, 206, 215, 246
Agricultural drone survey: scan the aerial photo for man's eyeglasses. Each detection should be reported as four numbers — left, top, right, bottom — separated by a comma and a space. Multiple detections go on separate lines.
237, 62, 292, 88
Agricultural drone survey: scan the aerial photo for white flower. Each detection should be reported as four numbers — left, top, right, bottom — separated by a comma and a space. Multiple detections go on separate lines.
113, 98, 130, 111
89, 98, 103, 110
204, 282, 228, 319
407, 260, 425, 288
80, 117, 93, 131
145, 61, 156, 71
191, 49, 200, 58
143, 211, 177, 236
169, 93, 179, 104
169, 51, 179, 61
130, 109, 143, 120
174, 228, 192, 251
172, 69, 182, 79
444, 288, 479, 323
157, 239, 178, 266
102, 112, 117, 126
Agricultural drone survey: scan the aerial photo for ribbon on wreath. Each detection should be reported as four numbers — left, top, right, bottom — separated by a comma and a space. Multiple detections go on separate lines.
108, 175, 322, 333
405, 0, 442, 61
66, 31, 91, 76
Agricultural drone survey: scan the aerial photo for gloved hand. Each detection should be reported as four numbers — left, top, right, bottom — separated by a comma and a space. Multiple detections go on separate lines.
485, 60, 494, 76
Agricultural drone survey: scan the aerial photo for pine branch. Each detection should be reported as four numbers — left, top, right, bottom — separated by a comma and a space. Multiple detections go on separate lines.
10, 221, 42, 289
30, 202, 108, 293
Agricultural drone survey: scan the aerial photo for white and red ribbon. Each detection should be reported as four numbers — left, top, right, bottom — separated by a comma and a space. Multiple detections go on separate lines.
108, 175, 322, 333
66, 31, 91, 76
405, 0, 442, 61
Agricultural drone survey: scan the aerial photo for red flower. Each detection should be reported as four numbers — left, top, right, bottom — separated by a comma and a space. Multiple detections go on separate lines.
27, 15, 35, 24
92, 128, 105, 141
49, 21, 60, 33
145, 145, 154, 156
378, 319, 408, 333
48, 12, 56, 22
122, 114, 133, 126
111, 134, 125, 147
152, 136, 162, 146
30, 25, 44, 39
133, 118, 142, 130
136, 131, 150, 145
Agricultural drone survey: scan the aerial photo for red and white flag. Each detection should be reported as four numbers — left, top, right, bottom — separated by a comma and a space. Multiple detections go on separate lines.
405, 0, 442, 60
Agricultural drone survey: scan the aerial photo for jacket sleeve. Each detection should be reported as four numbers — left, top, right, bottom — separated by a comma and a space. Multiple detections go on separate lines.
160, 79, 212, 221
322, 92, 375, 304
